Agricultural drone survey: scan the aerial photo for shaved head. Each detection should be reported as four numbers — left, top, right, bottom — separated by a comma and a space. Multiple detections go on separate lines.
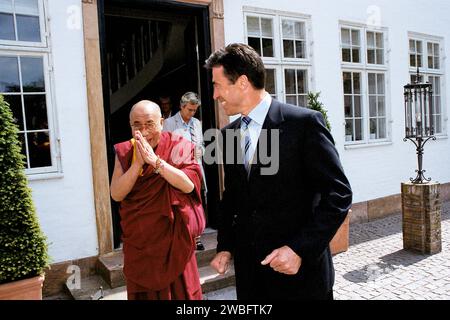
129, 100, 162, 121
129, 100, 163, 148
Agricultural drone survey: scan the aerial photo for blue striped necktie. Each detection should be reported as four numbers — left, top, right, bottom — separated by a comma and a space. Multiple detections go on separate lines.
241, 116, 252, 174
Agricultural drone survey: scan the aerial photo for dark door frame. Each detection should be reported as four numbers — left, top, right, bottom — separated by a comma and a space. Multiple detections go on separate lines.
97, 0, 219, 248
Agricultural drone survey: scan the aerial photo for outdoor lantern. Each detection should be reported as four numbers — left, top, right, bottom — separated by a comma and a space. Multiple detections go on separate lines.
403, 69, 436, 184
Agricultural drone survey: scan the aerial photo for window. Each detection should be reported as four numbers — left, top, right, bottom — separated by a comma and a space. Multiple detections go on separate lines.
408, 33, 445, 135
341, 24, 389, 144
0, 0, 57, 174
341, 28, 361, 63
367, 31, 384, 65
245, 10, 312, 107
246, 15, 274, 58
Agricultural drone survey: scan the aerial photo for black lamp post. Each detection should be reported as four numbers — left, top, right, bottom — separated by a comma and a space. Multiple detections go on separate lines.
403, 69, 436, 184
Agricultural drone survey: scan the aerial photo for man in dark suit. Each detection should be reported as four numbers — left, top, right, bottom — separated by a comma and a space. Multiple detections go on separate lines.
206, 43, 353, 300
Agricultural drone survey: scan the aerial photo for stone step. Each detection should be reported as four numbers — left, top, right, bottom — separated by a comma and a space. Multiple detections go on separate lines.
203, 286, 237, 300
66, 261, 235, 300
65, 274, 118, 300
96, 230, 218, 289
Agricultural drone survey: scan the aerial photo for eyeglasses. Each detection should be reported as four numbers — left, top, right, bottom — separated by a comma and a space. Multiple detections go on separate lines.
130, 122, 158, 131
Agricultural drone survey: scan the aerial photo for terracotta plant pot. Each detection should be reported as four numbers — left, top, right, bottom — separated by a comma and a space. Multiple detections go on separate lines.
330, 210, 351, 255
0, 274, 45, 300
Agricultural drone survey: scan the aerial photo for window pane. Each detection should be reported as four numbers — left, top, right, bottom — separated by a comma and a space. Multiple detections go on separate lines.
0, 0, 13, 13
410, 54, 416, 67
351, 30, 360, 45
15, 0, 39, 15
378, 118, 386, 138
3, 94, 24, 130
248, 37, 261, 56
377, 74, 385, 94
0, 56, 20, 92
434, 57, 439, 69
298, 95, 307, 107
341, 28, 350, 45
345, 120, 353, 141
417, 54, 422, 67
376, 49, 384, 64
282, 20, 294, 38
434, 77, 440, 95
28, 131, 51, 168
16, 14, 40, 42
370, 118, 377, 137
24, 94, 47, 130
353, 73, 361, 94
369, 96, 377, 117
416, 41, 422, 53
295, 40, 305, 59
283, 40, 294, 58
343, 72, 352, 94
354, 96, 361, 117
262, 38, 273, 57
265, 69, 275, 95
428, 56, 433, 69
367, 32, 375, 48
368, 73, 376, 94
427, 42, 433, 55
21, 56, 45, 92
294, 22, 305, 39
367, 49, 375, 64
286, 95, 296, 105
344, 96, 352, 117
378, 96, 386, 116
342, 48, 351, 62
435, 97, 441, 114
246, 16, 260, 36
355, 119, 363, 141
0, 13, 14, 40
284, 69, 296, 94
409, 40, 415, 52
297, 70, 306, 93
352, 49, 360, 63
18, 133, 27, 167
376, 33, 383, 47
260, 18, 272, 37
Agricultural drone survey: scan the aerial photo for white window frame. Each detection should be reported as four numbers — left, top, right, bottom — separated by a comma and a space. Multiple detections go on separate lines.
341, 22, 391, 146
408, 32, 447, 136
0, 0, 60, 176
0, 0, 47, 48
244, 7, 314, 105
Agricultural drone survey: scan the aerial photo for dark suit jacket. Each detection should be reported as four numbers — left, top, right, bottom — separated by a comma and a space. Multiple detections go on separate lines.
216, 99, 353, 300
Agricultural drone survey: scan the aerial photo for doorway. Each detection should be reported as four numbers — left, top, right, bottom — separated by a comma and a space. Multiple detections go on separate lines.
98, 0, 220, 248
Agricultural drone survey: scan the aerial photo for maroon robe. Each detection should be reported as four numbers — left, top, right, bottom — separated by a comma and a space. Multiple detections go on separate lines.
114, 132, 205, 300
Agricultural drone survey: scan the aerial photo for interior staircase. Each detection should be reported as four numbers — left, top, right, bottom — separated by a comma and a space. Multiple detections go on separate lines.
65, 229, 236, 300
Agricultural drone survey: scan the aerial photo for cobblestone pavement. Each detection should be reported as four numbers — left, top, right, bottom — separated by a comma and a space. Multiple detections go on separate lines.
333, 201, 450, 300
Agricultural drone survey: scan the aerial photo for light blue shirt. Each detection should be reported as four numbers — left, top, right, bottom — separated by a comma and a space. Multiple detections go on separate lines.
241, 93, 272, 162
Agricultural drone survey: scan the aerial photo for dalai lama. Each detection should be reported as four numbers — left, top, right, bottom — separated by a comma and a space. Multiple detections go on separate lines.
110, 100, 205, 300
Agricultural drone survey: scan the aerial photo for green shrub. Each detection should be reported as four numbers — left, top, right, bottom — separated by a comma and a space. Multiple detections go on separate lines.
307, 91, 331, 131
0, 94, 49, 284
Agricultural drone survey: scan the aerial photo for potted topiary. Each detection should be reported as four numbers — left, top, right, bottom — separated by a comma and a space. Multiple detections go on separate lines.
0, 95, 50, 299
306, 91, 331, 132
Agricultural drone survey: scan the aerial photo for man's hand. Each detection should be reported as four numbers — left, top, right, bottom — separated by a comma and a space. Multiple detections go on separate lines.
135, 131, 157, 166
261, 246, 302, 275
210, 251, 232, 275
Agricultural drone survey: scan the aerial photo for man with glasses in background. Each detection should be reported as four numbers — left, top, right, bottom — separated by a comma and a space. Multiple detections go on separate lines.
163, 92, 207, 251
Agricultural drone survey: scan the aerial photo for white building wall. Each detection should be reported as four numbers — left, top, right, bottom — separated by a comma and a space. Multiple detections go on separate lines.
28, 0, 98, 263
223, 0, 450, 203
